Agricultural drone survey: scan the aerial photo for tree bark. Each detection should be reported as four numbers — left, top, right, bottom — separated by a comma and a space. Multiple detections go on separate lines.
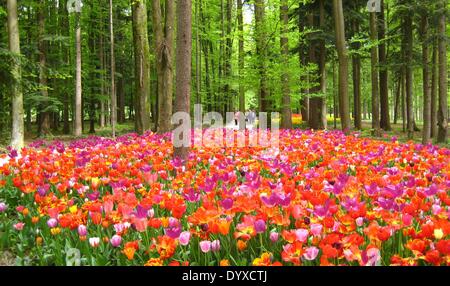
254, 0, 270, 125
370, 12, 381, 136
430, 39, 438, 138
404, 15, 414, 139
38, 1, 50, 137
74, 12, 82, 137
352, 20, 362, 130
174, 0, 192, 162
420, 14, 431, 144
238, 0, 246, 130
333, 0, 351, 132
378, 0, 391, 131
280, 0, 292, 129
298, 9, 309, 124
7, 0, 24, 149
132, 0, 151, 135
109, 0, 117, 138
437, 0, 448, 143
393, 73, 401, 125
153, 0, 175, 134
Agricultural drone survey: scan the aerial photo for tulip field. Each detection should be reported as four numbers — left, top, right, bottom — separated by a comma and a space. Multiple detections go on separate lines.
0, 130, 449, 266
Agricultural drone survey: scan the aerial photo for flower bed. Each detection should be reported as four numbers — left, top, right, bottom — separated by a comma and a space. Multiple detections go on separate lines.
0, 130, 449, 266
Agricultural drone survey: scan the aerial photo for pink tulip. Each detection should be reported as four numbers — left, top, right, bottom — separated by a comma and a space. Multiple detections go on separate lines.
270, 232, 279, 243
110, 235, 122, 247
211, 240, 221, 252
179, 231, 191, 246
295, 229, 309, 243
432, 205, 441, 215
14, 222, 25, 231
364, 248, 381, 266
47, 218, 58, 228
402, 214, 413, 227
303, 246, 319, 261
310, 223, 323, 236
78, 224, 87, 236
356, 217, 364, 227
0, 202, 7, 213
199, 241, 211, 253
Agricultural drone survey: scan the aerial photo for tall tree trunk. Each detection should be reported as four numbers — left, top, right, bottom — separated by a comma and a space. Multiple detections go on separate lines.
238, 0, 246, 130
430, 39, 438, 138
38, 1, 50, 137
7, 0, 24, 149
99, 4, 106, 128
333, 0, 351, 132
74, 11, 82, 137
109, 0, 117, 138
404, 15, 414, 139
174, 0, 192, 162
378, 0, 391, 131
199, 0, 213, 112
224, 0, 232, 113
117, 61, 126, 124
352, 20, 362, 130
370, 12, 381, 136
437, 0, 448, 143
195, 0, 201, 104
132, 0, 151, 135
318, 0, 327, 130
153, 0, 174, 134
421, 14, 431, 144
280, 0, 292, 129
298, 9, 309, 124
393, 73, 401, 125
254, 0, 270, 125
60, 2, 70, 134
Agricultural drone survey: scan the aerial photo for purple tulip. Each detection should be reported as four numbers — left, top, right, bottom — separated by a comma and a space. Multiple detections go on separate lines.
221, 198, 233, 210
254, 219, 266, 234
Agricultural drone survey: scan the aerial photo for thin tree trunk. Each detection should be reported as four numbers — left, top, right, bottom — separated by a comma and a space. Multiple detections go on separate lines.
109, 0, 117, 138
298, 10, 309, 124
370, 12, 381, 136
430, 39, 438, 138
352, 20, 362, 130
7, 0, 24, 149
404, 15, 414, 139
38, 1, 50, 137
254, 0, 270, 126
74, 12, 82, 137
174, 0, 192, 162
333, 0, 350, 132
393, 73, 401, 125
132, 0, 151, 135
238, 0, 246, 130
437, 0, 448, 143
280, 0, 292, 129
378, 0, 391, 131
153, 0, 174, 134
421, 14, 431, 144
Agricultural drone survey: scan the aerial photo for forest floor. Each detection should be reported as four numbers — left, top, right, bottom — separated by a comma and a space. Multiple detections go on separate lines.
0, 119, 449, 151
